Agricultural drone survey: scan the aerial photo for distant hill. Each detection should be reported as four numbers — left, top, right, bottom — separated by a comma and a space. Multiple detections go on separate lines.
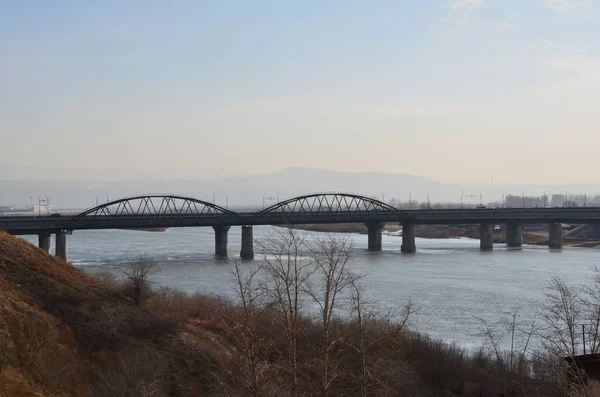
1, 166, 599, 209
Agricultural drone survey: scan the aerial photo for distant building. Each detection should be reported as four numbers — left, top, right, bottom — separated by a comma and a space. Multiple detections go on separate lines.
552, 194, 566, 207
33, 205, 52, 214
564, 353, 600, 381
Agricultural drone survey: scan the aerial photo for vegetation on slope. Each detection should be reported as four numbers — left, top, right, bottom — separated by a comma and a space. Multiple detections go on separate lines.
0, 230, 594, 396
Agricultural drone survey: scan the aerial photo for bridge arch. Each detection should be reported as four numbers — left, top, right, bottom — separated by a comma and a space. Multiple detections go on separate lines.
260, 193, 398, 214
73, 195, 236, 218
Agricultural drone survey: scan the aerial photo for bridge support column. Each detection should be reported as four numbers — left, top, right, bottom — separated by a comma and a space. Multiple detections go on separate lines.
213, 225, 230, 257
366, 222, 384, 251
38, 232, 51, 253
480, 224, 494, 251
240, 226, 254, 259
506, 222, 522, 249
549, 223, 563, 249
401, 222, 416, 254
55, 231, 67, 261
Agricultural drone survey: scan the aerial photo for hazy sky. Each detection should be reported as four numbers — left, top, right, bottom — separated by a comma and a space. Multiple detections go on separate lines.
1, 0, 599, 184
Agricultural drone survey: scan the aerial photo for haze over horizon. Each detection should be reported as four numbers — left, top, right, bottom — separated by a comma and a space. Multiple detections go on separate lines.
2, 1, 599, 185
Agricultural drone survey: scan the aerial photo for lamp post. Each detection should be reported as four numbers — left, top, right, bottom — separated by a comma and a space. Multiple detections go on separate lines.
521, 192, 525, 208
585, 191, 588, 207
408, 193, 412, 210
479, 191, 483, 206
426, 192, 430, 209
461, 191, 464, 209
502, 191, 505, 208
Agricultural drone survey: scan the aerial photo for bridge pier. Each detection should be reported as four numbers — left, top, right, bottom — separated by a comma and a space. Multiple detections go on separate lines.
240, 226, 254, 259
38, 232, 51, 253
366, 222, 384, 251
401, 222, 416, 253
549, 223, 563, 249
506, 222, 522, 249
213, 225, 230, 257
55, 231, 67, 261
480, 224, 494, 251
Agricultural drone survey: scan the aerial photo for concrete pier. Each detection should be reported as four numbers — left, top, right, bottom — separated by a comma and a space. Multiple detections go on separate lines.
480, 224, 494, 251
506, 222, 522, 249
549, 223, 563, 249
240, 225, 254, 259
213, 225, 230, 257
366, 222, 384, 251
38, 232, 51, 253
55, 231, 67, 261
401, 222, 416, 253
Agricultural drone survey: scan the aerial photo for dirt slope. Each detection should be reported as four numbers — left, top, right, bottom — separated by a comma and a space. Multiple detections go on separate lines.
0, 232, 231, 396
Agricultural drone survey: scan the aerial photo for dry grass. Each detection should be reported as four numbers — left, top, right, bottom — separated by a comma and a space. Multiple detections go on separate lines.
0, 231, 578, 396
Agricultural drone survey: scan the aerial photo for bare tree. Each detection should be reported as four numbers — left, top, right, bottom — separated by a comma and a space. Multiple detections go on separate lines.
221, 262, 276, 397
476, 307, 538, 396
541, 276, 583, 357
347, 278, 415, 397
580, 267, 600, 354
538, 276, 592, 396
305, 233, 362, 396
257, 227, 316, 397
120, 254, 159, 305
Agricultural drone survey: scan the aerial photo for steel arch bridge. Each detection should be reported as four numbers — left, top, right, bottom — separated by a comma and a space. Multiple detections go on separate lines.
73, 195, 236, 219
260, 193, 399, 214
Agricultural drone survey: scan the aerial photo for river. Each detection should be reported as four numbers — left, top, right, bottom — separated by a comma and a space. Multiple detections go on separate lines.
19, 226, 600, 350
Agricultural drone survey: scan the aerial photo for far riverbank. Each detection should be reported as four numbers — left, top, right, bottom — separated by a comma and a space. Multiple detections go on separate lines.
285, 223, 600, 248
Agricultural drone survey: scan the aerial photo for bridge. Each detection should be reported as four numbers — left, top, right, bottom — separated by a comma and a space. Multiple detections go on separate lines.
1, 193, 599, 262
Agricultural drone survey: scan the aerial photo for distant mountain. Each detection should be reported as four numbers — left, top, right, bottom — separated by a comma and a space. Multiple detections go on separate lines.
0, 166, 599, 209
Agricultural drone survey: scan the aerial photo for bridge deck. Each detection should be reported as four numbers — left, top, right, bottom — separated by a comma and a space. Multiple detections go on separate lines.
2, 207, 600, 235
